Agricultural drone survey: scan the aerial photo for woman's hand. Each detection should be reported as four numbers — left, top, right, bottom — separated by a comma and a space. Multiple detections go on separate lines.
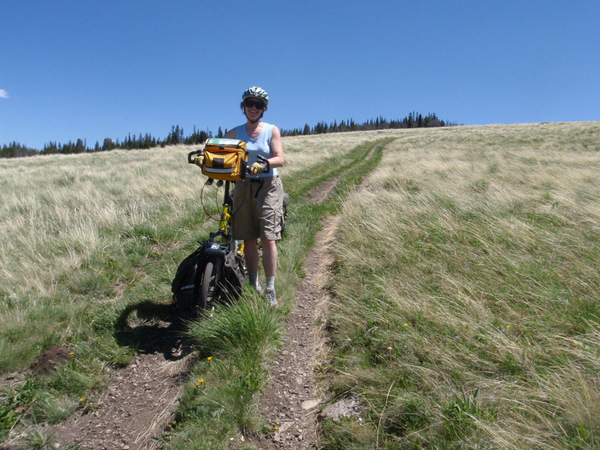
250, 161, 267, 175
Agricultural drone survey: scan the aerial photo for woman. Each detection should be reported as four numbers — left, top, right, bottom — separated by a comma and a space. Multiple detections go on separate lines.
225, 86, 285, 306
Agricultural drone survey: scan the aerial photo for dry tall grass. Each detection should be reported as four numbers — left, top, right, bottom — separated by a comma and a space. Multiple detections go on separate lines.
1, 147, 191, 295
283, 129, 393, 174
327, 122, 600, 448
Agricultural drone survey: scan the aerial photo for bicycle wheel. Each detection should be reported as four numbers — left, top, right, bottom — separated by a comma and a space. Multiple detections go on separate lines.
200, 257, 220, 310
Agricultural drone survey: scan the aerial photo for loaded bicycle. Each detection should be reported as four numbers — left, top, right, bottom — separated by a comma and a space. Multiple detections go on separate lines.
171, 138, 270, 312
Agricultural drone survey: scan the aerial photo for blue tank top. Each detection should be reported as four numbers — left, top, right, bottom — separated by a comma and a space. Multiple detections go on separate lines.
235, 122, 278, 178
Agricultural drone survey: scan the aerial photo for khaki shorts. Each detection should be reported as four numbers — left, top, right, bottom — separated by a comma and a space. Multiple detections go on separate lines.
232, 176, 284, 241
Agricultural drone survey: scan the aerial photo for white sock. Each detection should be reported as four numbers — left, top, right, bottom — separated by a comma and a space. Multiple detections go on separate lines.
266, 276, 275, 291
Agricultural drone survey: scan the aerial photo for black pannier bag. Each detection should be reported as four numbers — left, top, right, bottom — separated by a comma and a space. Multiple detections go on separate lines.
171, 247, 206, 310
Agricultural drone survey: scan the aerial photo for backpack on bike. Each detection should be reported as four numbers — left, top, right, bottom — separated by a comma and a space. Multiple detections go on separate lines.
221, 250, 246, 299
201, 138, 248, 181
171, 246, 206, 310
172, 244, 246, 310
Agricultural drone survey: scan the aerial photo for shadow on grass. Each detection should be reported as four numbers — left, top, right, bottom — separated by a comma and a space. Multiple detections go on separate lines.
114, 300, 198, 361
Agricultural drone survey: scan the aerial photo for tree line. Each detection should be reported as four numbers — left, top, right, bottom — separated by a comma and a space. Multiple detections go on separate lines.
1, 112, 451, 159
281, 112, 448, 136
0, 125, 210, 159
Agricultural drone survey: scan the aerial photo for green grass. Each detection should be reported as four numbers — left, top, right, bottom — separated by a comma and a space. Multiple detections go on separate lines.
165, 295, 280, 448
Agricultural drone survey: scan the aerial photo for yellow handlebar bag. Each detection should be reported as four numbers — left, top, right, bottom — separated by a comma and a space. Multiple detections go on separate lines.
202, 138, 248, 181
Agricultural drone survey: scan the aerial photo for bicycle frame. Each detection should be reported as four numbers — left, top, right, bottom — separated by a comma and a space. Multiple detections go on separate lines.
189, 147, 269, 259
202, 179, 244, 256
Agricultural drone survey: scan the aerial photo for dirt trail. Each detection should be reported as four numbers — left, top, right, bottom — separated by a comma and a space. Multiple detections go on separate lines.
253, 148, 382, 447
253, 213, 339, 449
50, 315, 196, 450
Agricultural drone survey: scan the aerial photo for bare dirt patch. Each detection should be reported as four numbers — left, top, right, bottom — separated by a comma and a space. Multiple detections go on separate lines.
305, 174, 342, 205
30, 346, 73, 375
50, 314, 195, 450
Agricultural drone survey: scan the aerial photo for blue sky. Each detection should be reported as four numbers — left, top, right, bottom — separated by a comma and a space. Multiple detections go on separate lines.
1, 1, 599, 150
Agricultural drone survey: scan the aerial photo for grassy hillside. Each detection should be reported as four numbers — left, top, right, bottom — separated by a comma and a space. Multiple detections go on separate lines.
1, 121, 599, 448
324, 122, 600, 448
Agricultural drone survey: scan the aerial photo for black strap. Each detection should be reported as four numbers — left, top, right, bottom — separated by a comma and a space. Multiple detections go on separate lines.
251, 179, 264, 198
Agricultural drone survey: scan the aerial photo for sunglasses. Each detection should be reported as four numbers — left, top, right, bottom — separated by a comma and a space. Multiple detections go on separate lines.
243, 99, 265, 110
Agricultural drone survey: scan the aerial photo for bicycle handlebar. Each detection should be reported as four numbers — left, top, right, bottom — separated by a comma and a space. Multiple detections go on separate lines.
187, 150, 271, 175
188, 149, 203, 164
255, 154, 271, 174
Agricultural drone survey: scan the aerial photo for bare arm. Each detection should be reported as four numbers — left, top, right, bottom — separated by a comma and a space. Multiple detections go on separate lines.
268, 125, 284, 169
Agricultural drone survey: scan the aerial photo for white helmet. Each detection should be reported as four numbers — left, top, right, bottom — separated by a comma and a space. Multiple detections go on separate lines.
242, 86, 269, 106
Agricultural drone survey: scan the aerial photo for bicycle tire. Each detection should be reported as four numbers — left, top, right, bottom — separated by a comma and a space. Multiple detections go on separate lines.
200, 258, 219, 310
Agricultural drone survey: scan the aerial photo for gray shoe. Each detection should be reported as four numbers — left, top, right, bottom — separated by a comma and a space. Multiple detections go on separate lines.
266, 289, 278, 307
252, 282, 263, 295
